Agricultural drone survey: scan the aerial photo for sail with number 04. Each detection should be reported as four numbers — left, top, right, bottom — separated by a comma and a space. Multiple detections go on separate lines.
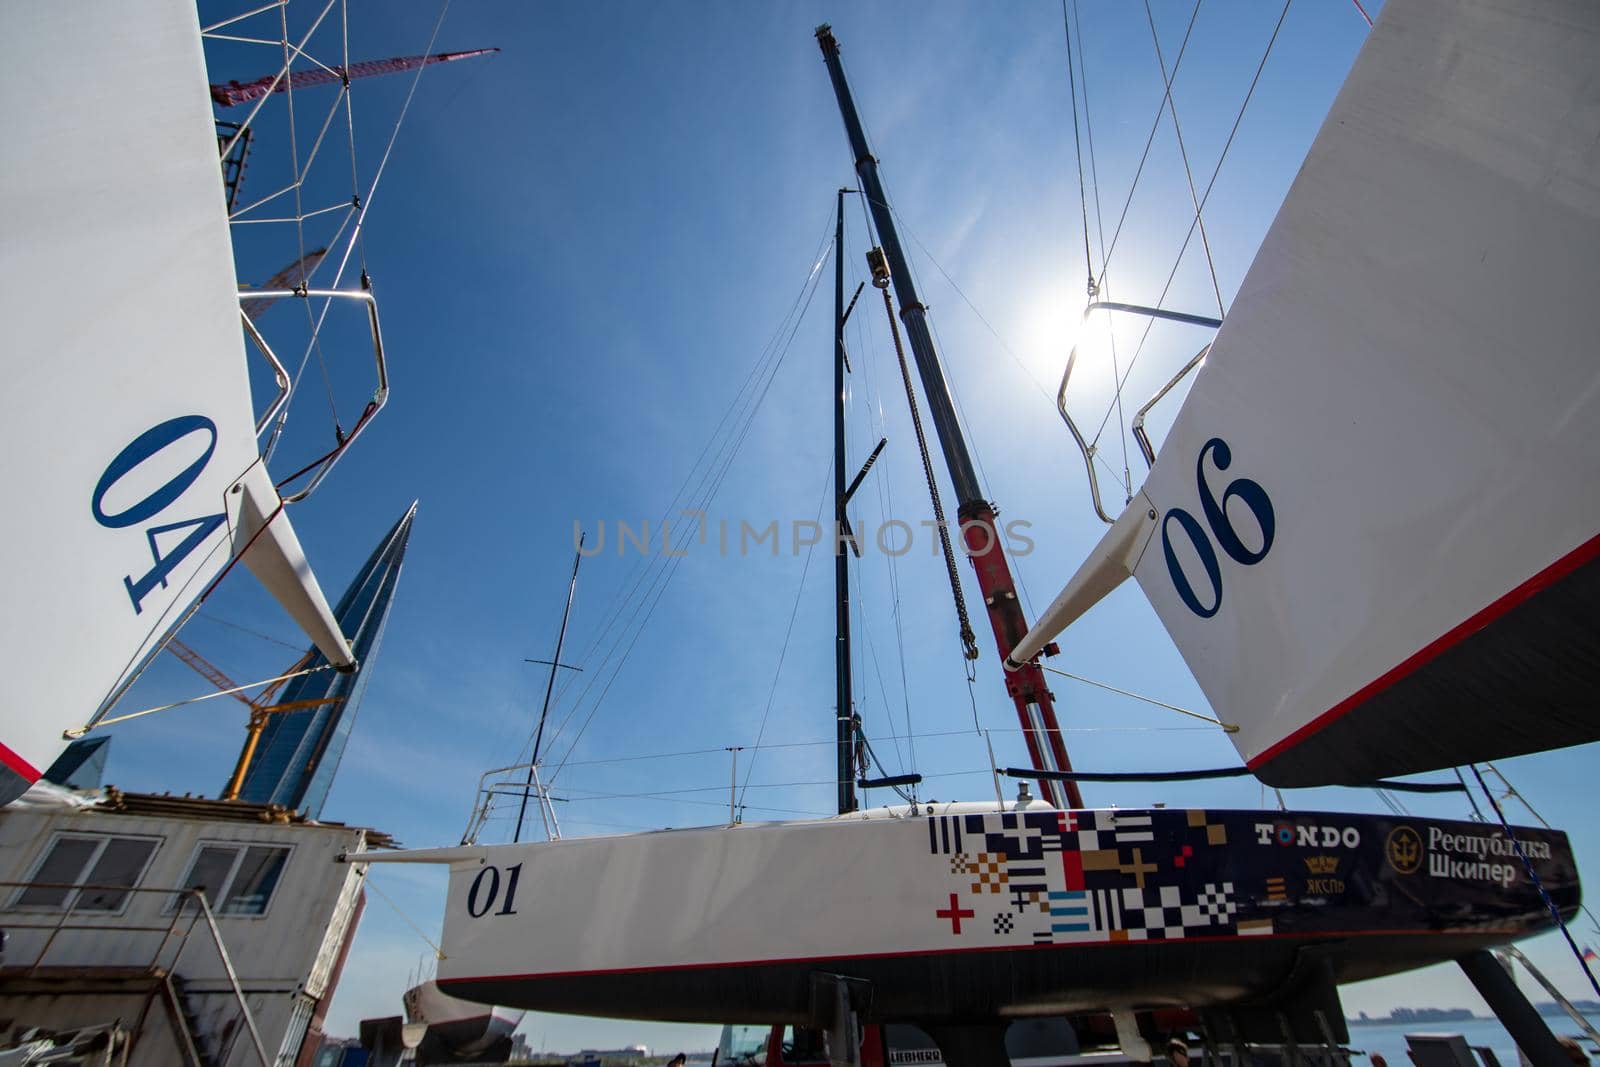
0, 1, 361, 803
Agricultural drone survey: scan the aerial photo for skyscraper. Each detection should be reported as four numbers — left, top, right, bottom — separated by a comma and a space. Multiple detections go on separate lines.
235, 503, 417, 817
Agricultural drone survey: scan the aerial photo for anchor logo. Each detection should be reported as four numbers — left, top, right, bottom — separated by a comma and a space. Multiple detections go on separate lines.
1386, 826, 1423, 875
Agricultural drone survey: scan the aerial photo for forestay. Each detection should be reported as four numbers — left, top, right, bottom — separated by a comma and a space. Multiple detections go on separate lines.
1013, 0, 1600, 785
0, 2, 354, 803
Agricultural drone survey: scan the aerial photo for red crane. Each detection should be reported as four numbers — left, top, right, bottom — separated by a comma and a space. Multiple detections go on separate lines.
210, 48, 499, 108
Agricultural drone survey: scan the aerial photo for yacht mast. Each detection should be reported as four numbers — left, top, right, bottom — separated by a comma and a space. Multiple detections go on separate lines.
815, 25, 1082, 808
514, 537, 583, 843
833, 187, 859, 815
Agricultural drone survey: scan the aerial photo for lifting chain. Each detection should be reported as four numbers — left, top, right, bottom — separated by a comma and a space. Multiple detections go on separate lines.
880, 288, 980, 662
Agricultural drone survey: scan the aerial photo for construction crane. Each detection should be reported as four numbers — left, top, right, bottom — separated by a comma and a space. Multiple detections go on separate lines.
165, 639, 338, 801
209, 48, 499, 108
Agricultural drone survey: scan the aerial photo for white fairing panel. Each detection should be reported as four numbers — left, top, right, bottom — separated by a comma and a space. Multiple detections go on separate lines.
0, 2, 351, 800
1117, 0, 1600, 781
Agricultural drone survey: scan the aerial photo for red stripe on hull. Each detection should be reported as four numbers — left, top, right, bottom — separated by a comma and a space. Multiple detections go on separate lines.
1249, 529, 1600, 771
0, 741, 40, 783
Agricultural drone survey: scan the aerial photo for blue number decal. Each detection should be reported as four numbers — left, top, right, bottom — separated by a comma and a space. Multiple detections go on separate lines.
1162, 436, 1276, 618
467, 864, 522, 918
1196, 438, 1275, 565
92, 415, 228, 614
1162, 509, 1223, 618
123, 515, 228, 614
467, 866, 501, 918
495, 863, 522, 916
91, 416, 218, 528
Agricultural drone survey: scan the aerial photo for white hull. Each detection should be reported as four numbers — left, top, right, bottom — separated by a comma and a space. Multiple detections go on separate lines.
361, 803, 1577, 1024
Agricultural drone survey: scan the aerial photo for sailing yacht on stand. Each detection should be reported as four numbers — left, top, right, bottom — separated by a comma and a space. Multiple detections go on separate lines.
354, 3, 1596, 1065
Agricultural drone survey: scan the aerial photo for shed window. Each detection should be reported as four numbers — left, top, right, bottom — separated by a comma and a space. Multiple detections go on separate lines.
11, 833, 159, 912
173, 843, 291, 916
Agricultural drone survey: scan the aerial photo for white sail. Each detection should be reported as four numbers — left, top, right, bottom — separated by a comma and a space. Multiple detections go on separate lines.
1014, 0, 1600, 785
0, 1, 353, 802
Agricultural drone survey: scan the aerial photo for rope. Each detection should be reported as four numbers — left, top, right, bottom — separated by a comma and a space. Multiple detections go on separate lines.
363, 873, 445, 959
1038, 665, 1236, 731
879, 288, 978, 663
1469, 765, 1600, 999
69, 664, 336, 735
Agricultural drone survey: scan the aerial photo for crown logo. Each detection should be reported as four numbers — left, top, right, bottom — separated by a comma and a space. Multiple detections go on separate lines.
1304, 856, 1339, 875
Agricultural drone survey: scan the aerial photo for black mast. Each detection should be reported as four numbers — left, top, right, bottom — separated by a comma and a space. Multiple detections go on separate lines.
514, 535, 583, 843
834, 188, 857, 815
816, 23, 1083, 808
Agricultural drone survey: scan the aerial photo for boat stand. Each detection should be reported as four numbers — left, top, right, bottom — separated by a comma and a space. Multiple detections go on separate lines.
810, 972, 872, 1067
1457, 950, 1568, 1067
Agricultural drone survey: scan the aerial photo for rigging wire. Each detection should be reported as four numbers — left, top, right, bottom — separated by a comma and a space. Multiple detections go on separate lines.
1066, 0, 1133, 497
527, 206, 837, 756
1061, 0, 1095, 292
1468, 766, 1600, 999
736, 462, 834, 812
1141, 0, 1225, 318
1087, 0, 1293, 452
854, 264, 920, 776
194, 611, 305, 652
1084, 0, 1202, 286
1475, 763, 1600, 937
840, 223, 907, 775
541, 222, 836, 787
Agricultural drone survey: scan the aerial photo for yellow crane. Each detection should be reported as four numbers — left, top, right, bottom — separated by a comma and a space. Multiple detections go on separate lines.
165, 638, 340, 801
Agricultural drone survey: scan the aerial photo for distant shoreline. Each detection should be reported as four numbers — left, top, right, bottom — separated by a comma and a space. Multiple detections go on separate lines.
1348, 1004, 1599, 1027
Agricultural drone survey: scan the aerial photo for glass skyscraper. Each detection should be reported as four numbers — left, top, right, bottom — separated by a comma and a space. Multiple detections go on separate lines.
235, 503, 416, 818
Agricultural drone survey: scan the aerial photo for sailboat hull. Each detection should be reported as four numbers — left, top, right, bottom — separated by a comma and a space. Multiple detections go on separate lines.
1014, 0, 1600, 787
419, 804, 1577, 1024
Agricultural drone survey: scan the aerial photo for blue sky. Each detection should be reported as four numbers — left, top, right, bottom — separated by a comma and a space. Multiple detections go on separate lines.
100, 0, 1598, 1052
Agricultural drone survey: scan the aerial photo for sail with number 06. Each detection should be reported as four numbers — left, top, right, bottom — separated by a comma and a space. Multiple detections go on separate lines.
0, 1, 359, 804
1011, 0, 1600, 786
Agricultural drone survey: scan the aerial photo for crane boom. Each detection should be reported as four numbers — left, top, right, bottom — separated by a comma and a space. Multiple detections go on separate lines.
209, 48, 500, 108
166, 639, 255, 708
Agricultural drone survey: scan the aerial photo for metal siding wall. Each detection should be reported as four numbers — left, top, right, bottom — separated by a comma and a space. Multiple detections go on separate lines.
0, 805, 368, 1061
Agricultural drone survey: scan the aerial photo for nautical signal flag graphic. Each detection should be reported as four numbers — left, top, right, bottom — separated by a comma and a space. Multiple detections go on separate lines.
1583, 944, 1598, 963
